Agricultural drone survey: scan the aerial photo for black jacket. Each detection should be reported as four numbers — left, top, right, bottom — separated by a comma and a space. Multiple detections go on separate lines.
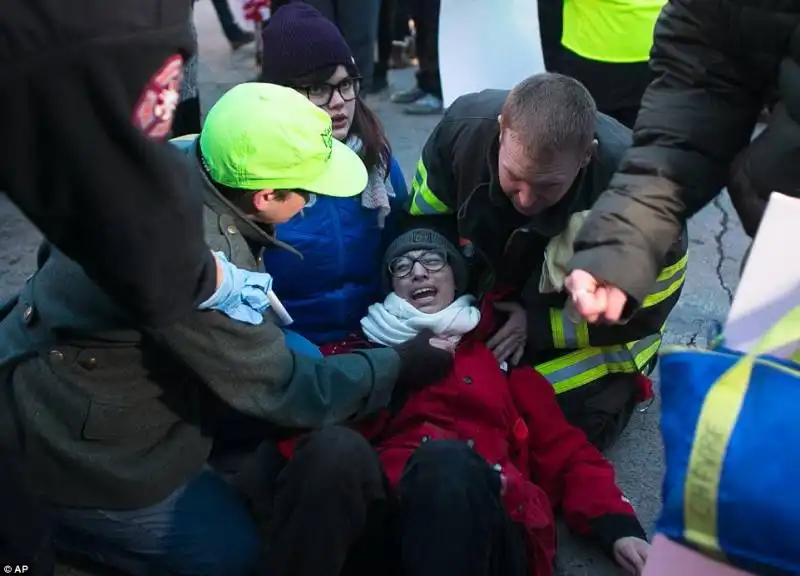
401, 89, 687, 369
1, 0, 216, 327
569, 0, 800, 304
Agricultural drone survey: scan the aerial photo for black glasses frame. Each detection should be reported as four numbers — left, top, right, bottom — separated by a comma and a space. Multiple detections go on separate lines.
298, 76, 362, 107
388, 249, 449, 278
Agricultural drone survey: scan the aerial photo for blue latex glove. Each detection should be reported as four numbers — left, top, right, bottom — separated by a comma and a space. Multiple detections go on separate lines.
198, 252, 274, 325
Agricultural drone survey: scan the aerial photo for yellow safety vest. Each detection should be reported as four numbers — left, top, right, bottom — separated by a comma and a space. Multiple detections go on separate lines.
562, 0, 667, 64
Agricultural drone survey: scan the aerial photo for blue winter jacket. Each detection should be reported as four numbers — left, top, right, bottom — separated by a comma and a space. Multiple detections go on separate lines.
262, 158, 408, 345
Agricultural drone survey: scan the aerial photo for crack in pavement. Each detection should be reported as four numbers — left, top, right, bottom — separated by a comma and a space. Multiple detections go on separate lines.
712, 196, 736, 306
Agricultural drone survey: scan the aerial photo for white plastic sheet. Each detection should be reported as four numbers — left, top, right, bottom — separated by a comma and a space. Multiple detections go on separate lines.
724, 192, 800, 358
438, 0, 546, 108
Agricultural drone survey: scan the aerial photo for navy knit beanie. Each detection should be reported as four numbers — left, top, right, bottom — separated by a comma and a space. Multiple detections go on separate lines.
260, 1, 359, 86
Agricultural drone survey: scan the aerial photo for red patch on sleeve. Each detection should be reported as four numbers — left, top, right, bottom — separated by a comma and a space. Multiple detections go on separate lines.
132, 54, 184, 140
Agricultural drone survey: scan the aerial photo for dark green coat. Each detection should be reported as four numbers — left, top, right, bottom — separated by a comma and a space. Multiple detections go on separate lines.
0, 142, 400, 510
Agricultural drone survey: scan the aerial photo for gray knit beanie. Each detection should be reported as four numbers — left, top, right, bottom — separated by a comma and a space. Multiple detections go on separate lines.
383, 229, 468, 294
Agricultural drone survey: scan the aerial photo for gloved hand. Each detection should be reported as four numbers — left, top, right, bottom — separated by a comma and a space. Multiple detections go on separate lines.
198, 251, 274, 325
393, 329, 455, 391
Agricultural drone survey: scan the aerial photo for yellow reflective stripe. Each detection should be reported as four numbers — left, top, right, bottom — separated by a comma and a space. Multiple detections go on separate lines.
409, 158, 451, 216
683, 375, 740, 558
643, 253, 688, 308
682, 307, 800, 559
550, 308, 590, 349
550, 309, 566, 348
536, 329, 662, 394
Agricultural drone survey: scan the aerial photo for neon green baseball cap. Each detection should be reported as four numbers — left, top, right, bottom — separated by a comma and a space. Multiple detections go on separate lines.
198, 82, 367, 197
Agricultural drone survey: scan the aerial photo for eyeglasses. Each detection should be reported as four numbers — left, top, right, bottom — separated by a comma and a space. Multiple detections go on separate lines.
388, 250, 448, 278
298, 77, 361, 107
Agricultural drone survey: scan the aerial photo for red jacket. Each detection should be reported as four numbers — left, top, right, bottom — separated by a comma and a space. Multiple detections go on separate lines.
279, 299, 645, 574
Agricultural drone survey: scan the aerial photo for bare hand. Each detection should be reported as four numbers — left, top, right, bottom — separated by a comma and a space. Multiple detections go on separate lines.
429, 336, 457, 353
564, 269, 628, 323
613, 537, 650, 575
486, 301, 527, 365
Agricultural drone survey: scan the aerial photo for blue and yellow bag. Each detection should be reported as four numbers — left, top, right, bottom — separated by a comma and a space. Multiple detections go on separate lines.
658, 308, 800, 575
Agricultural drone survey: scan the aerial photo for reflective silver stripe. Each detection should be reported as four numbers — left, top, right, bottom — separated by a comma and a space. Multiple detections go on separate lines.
536, 331, 663, 394
560, 317, 590, 348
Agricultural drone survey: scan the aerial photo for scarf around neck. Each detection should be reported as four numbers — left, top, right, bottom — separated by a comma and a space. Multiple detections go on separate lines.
346, 135, 395, 228
361, 293, 481, 347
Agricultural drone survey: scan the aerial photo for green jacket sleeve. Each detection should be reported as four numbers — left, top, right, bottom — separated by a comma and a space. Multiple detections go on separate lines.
567, 0, 762, 305
147, 311, 401, 428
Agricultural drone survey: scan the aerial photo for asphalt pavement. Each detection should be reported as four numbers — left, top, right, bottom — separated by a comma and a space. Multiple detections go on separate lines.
0, 1, 750, 573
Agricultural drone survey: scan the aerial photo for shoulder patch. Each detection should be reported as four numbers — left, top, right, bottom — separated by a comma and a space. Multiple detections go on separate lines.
132, 54, 184, 140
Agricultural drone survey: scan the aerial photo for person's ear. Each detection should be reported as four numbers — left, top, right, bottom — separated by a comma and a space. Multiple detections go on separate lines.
581, 139, 598, 168
251, 189, 276, 212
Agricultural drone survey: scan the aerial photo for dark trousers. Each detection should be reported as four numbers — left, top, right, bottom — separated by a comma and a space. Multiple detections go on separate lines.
558, 373, 640, 451
375, 0, 394, 83
395, 441, 528, 576
210, 0, 247, 42
409, 0, 441, 98
300, 0, 382, 90
377, 0, 411, 63
263, 427, 393, 576
537, 0, 564, 71
265, 432, 527, 576
558, 49, 653, 130
0, 449, 54, 576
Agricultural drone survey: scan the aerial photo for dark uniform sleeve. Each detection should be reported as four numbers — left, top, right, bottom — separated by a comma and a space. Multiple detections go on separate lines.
567, 0, 763, 305
398, 120, 460, 239
0, 0, 216, 327
149, 310, 402, 428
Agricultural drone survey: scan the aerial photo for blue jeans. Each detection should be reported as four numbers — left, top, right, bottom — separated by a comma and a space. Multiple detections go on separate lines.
54, 468, 260, 575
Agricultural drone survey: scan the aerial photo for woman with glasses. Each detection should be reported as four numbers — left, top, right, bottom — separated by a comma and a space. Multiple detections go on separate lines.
275, 228, 651, 575
258, 2, 408, 350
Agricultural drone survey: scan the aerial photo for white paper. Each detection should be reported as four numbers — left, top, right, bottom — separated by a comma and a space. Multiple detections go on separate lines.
438, 0, 545, 108
724, 192, 800, 357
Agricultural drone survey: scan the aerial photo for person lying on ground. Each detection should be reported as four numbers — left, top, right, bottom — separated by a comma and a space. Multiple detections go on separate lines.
258, 2, 408, 347
276, 229, 651, 576
0, 83, 453, 576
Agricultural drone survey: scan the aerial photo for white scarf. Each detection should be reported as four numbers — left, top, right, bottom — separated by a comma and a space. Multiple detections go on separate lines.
347, 135, 395, 228
361, 293, 481, 347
